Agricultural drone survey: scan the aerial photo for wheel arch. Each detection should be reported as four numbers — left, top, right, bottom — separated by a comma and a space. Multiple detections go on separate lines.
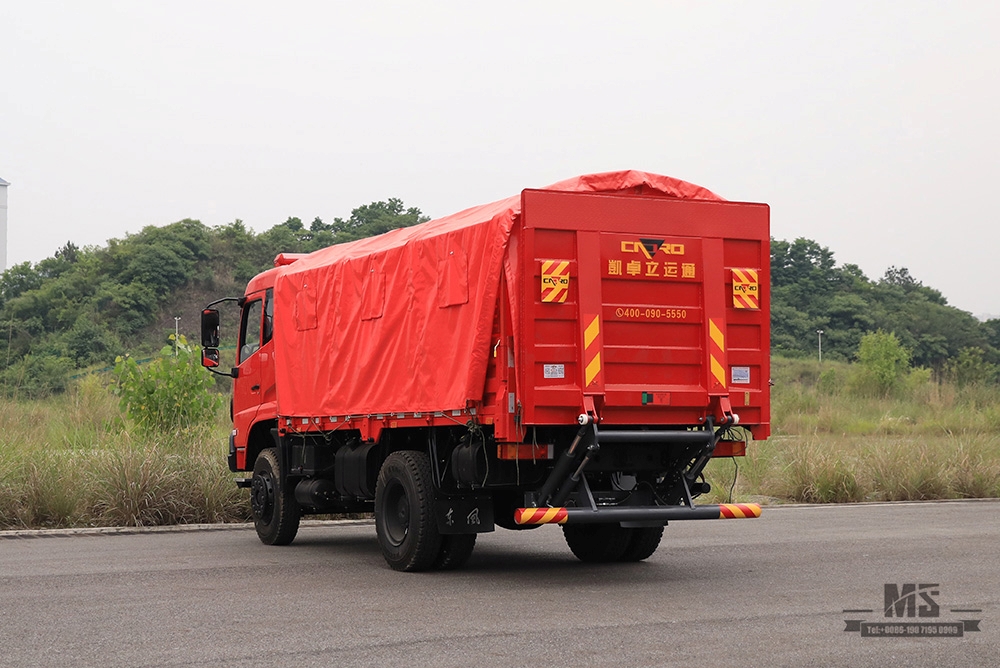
244, 419, 278, 471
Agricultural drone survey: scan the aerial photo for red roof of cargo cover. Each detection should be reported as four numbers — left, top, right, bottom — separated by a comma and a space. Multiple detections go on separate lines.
272, 170, 722, 418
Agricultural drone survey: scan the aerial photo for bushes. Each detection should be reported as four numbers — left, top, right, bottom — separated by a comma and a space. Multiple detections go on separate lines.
1, 353, 74, 399
113, 335, 222, 436
945, 347, 999, 388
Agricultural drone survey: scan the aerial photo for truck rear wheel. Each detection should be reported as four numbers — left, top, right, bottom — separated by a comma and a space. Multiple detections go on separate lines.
434, 534, 477, 570
251, 448, 300, 545
618, 526, 664, 562
375, 451, 442, 572
562, 524, 631, 562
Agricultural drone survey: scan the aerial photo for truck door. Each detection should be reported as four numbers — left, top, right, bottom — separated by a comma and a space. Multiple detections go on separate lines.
233, 292, 266, 447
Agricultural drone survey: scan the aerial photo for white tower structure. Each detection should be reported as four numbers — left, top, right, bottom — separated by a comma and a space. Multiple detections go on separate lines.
0, 177, 8, 273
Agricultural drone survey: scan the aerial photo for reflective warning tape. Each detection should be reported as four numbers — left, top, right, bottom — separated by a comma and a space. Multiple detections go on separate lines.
717, 503, 761, 519
732, 268, 759, 309
541, 260, 570, 303
515, 507, 569, 525
709, 319, 726, 389
583, 314, 602, 387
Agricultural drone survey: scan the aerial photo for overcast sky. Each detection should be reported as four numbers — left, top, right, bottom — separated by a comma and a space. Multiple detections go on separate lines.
2, 2, 998, 317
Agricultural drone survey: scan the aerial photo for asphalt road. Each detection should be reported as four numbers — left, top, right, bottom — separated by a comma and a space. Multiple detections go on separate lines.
0, 501, 996, 668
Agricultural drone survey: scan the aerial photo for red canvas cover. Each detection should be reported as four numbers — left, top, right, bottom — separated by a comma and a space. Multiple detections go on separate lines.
272, 171, 722, 417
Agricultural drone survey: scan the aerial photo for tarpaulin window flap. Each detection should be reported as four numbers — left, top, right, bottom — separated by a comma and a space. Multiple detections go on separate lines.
361, 258, 385, 321
293, 281, 318, 331
437, 244, 469, 308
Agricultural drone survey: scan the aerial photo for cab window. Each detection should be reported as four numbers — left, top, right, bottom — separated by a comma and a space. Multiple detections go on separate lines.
239, 299, 263, 364
262, 289, 274, 345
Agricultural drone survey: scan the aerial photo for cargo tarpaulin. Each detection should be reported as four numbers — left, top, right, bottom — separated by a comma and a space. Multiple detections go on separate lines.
272, 170, 722, 418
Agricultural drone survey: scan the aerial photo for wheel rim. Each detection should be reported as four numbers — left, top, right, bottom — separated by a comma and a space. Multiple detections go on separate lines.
382, 480, 409, 546
251, 472, 274, 522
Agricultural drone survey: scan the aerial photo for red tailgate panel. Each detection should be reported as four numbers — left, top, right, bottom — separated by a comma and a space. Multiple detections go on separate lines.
518, 190, 770, 437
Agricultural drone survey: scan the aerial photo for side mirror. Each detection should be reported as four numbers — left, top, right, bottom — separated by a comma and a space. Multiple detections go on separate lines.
199, 299, 241, 378
201, 309, 221, 348
202, 347, 221, 368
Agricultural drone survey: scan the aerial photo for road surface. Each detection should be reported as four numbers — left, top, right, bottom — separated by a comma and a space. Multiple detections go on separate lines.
0, 501, 996, 667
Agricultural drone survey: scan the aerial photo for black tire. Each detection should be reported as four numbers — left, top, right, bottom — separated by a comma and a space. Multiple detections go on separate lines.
562, 523, 632, 563
618, 526, 664, 562
251, 448, 300, 546
375, 451, 442, 572
434, 534, 477, 570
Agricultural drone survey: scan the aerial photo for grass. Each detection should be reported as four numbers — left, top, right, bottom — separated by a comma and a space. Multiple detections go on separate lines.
703, 357, 1000, 505
0, 375, 248, 530
704, 433, 1000, 505
1, 357, 999, 530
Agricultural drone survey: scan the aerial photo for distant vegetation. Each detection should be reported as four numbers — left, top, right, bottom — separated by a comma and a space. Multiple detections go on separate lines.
771, 238, 999, 371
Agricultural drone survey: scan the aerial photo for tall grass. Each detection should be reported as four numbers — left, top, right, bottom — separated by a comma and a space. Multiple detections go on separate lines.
0, 375, 247, 530
705, 357, 1000, 504
2, 358, 999, 530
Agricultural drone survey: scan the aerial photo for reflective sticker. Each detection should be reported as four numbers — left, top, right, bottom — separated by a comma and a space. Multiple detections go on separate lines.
540, 260, 571, 303
585, 353, 602, 387
708, 319, 726, 389
718, 503, 762, 519
515, 507, 569, 525
583, 314, 603, 388
732, 268, 760, 309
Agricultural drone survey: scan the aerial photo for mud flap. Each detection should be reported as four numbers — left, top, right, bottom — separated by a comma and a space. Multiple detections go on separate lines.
435, 494, 495, 534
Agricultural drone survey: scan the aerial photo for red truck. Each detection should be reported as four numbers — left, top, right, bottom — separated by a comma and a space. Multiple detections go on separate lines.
201, 170, 770, 571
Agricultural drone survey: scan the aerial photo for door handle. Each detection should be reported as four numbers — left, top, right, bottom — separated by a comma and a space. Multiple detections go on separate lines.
251, 385, 260, 391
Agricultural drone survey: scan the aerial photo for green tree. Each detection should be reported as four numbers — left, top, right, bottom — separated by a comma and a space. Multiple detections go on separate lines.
853, 330, 911, 397
330, 198, 430, 242
0, 261, 42, 305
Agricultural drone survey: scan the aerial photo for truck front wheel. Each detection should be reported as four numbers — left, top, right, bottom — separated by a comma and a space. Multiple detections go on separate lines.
375, 451, 442, 572
251, 448, 300, 545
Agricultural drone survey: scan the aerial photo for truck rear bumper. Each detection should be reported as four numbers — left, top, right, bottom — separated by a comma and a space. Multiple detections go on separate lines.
514, 503, 761, 525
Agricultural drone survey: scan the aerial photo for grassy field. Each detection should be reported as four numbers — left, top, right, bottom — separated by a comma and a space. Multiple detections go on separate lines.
0, 375, 247, 529
704, 357, 1000, 504
1, 359, 999, 530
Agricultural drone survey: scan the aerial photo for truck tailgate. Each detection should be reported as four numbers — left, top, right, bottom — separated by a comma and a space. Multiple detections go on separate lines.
518, 189, 770, 438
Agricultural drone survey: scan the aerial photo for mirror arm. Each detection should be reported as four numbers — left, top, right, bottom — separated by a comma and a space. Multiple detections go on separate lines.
206, 296, 243, 309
